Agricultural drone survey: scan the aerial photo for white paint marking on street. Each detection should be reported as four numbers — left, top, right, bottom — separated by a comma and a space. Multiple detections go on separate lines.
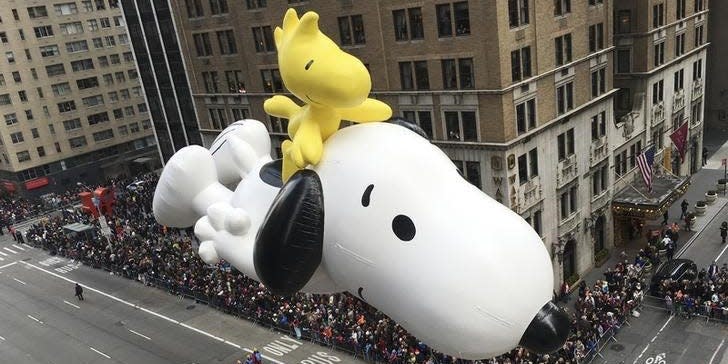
0, 335, 5, 340
716, 243, 728, 262
26, 315, 43, 324
0, 262, 17, 269
633, 315, 673, 364
89, 346, 111, 359
3, 247, 18, 254
63, 300, 80, 309
11, 244, 25, 251
709, 339, 725, 364
0, 251, 9, 257
0, 256, 5, 261
13, 278, 26, 285
18, 261, 286, 363
128, 329, 151, 341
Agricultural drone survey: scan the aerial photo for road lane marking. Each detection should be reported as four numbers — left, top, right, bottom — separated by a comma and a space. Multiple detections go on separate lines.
676, 201, 728, 258
3, 248, 18, 254
709, 339, 725, 364
26, 315, 43, 324
19, 261, 285, 364
0, 262, 17, 269
63, 300, 80, 309
13, 278, 26, 285
11, 244, 25, 251
89, 347, 111, 359
716, 243, 728, 262
0, 251, 9, 256
128, 329, 151, 341
633, 315, 673, 364
0, 335, 5, 340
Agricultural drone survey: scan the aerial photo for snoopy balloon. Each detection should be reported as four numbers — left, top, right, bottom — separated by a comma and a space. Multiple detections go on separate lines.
152, 8, 569, 361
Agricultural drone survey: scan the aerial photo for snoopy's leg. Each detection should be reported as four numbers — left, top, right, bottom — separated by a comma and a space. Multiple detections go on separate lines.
194, 203, 258, 280
152, 146, 233, 228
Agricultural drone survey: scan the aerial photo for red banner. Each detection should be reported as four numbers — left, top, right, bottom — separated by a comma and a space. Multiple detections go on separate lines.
669, 122, 688, 163
1, 181, 16, 192
24, 177, 50, 190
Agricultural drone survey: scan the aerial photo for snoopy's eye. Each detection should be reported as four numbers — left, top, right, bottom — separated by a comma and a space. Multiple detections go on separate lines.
392, 215, 416, 241
305, 59, 314, 70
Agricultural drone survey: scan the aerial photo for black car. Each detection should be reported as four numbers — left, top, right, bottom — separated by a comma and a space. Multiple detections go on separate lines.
649, 259, 697, 296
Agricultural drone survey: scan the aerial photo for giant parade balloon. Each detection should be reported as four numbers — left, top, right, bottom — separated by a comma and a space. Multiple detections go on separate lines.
152, 8, 569, 360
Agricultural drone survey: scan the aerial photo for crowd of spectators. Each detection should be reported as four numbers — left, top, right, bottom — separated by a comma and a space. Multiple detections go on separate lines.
17, 174, 651, 364
656, 261, 728, 320
0, 185, 87, 229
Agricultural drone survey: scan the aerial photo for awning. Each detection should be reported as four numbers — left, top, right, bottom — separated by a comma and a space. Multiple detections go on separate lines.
24, 177, 50, 190
612, 173, 690, 219
62, 222, 94, 233
133, 157, 153, 163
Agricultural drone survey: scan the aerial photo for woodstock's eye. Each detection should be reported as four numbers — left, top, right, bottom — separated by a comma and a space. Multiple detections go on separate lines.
305, 59, 314, 70
392, 215, 416, 241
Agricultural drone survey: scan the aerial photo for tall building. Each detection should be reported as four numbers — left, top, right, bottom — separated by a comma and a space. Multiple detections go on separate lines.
0, 0, 157, 195
611, 0, 707, 243
155, 0, 705, 287
706, 0, 724, 126
120, 0, 203, 164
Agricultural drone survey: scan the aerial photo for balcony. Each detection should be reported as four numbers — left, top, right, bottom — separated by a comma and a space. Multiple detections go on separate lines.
556, 154, 578, 187
652, 102, 665, 125
591, 189, 611, 211
672, 89, 685, 113
558, 209, 581, 236
693, 79, 703, 100
590, 137, 609, 166
516, 177, 542, 213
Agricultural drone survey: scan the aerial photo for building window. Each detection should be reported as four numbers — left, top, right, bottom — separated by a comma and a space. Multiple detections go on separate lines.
57, 100, 76, 113
616, 49, 631, 73
93, 37, 103, 48
31, 128, 39, 139
675, 33, 685, 57
673, 69, 684, 92
653, 41, 665, 67
557, 128, 575, 161
693, 59, 703, 81
653, 3, 664, 28
225, 70, 245, 93
338, 15, 365, 45
592, 164, 609, 196
27, 6, 48, 18
5, 113, 18, 125
54, 3, 78, 15
695, 0, 705, 12
518, 148, 539, 184
51, 82, 71, 96
511, 46, 532, 82
16, 151, 30, 163
25, 109, 33, 121
87, 112, 109, 125
37, 146, 45, 157
202, 71, 219, 93
69, 136, 87, 149
45, 63, 65, 77
0, 32, 6, 43
71, 59, 94, 72
676, 0, 686, 19
652, 79, 664, 104
516, 98, 536, 135
694, 25, 704, 47
616, 10, 631, 33
556, 81, 574, 115
66, 40, 88, 53
652, 124, 665, 149
193, 33, 212, 56
588, 23, 604, 53
628, 141, 642, 169
560, 184, 578, 219
261, 69, 283, 93
63, 118, 82, 131
93, 129, 114, 142
39, 45, 60, 57
252, 26, 275, 53
82, 94, 104, 107
216, 30, 237, 55
401, 110, 434, 139
392, 7, 424, 41
436, 2, 470, 37
12, 71, 21, 83
59, 22, 84, 35
452, 160, 481, 189
589, 0, 604, 5
554, 0, 571, 16
441, 58, 473, 90
591, 111, 606, 141
246, 0, 266, 9
77, 76, 99, 90
444, 111, 477, 141
398, 61, 429, 90
508, 0, 530, 28
691, 99, 702, 125
555, 34, 572, 66
0, 94, 11, 105
10, 132, 24, 144
209, 108, 227, 129
210, 0, 228, 15
5, 51, 14, 64
591, 67, 606, 98
231, 108, 248, 121
185, 0, 204, 18
18, 90, 27, 102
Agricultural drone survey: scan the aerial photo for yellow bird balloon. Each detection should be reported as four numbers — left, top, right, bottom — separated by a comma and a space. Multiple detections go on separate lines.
264, 8, 392, 181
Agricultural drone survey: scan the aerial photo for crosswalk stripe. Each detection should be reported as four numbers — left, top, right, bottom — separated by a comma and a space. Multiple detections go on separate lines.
0, 251, 8, 257
11, 245, 25, 251
0, 256, 5, 261
3, 248, 18, 254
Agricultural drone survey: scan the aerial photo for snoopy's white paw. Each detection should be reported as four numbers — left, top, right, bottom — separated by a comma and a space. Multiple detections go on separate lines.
193, 203, 251, 265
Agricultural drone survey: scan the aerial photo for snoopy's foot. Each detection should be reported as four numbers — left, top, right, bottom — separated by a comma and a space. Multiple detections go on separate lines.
194, 202, 251, 265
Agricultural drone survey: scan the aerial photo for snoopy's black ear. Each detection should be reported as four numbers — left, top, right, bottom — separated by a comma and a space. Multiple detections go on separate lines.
387, 116, 428, 139
254, 169, 324, 296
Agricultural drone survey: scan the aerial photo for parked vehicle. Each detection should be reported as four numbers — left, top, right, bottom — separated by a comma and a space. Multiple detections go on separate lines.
649, 259, 697, 296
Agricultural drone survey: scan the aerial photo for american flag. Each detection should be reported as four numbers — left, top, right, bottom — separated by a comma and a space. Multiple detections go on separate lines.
637, 146, 656, 193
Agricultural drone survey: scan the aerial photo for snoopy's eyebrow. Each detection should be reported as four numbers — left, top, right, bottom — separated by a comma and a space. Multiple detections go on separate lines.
361, 184, 374, 207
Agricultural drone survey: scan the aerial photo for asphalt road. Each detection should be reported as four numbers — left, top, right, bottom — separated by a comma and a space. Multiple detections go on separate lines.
0, 234, 363, 364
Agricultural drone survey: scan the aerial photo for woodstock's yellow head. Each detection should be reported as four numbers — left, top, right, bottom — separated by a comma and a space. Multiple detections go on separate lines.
274, 9, 371, 108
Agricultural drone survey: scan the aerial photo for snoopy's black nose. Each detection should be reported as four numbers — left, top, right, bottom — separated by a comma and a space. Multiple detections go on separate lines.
519, 301, 570, 354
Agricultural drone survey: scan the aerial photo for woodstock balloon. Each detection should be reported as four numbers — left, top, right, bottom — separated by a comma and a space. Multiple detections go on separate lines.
152, 7, 569, 360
